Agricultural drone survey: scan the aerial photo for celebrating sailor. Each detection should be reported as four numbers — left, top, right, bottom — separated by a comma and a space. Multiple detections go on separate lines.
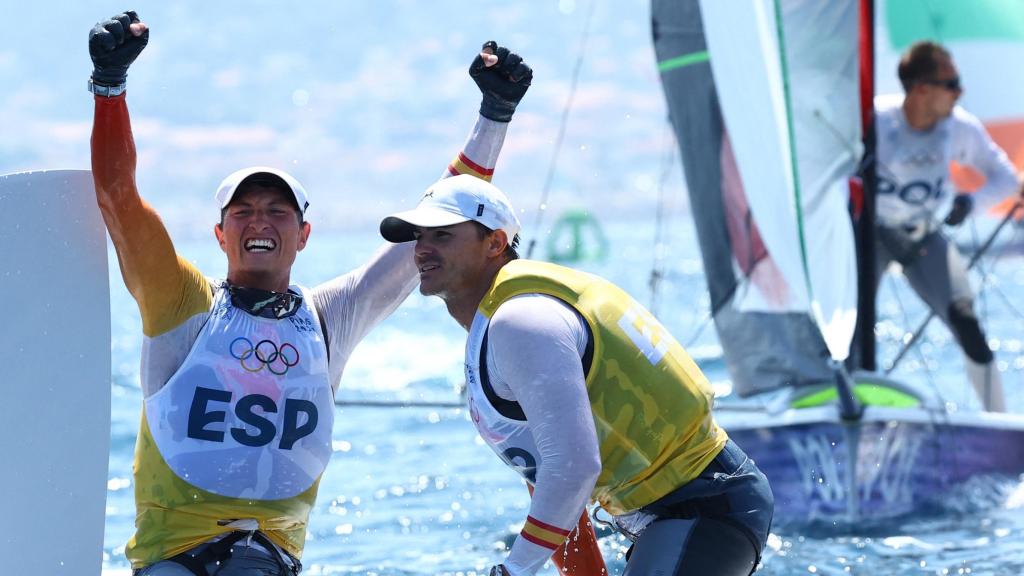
88, 10, 525, 574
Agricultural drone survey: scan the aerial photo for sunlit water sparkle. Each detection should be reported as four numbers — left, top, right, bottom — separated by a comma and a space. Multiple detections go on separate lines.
102, 222, 1024, 575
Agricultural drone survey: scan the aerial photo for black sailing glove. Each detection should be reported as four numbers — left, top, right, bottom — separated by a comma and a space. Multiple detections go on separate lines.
89, 11, 149, 86
469, 41, 533, 123
944, 193, 973, 226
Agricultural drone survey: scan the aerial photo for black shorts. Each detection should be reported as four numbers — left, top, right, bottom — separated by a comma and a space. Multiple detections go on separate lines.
625, 440, 775, 575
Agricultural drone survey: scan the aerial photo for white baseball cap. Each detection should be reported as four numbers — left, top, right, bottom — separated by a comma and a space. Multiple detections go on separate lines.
215, 166, 310, 215
380, 174, 521, 243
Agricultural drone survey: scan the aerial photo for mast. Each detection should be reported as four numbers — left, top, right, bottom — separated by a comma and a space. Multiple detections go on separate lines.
855, 0, 878, 371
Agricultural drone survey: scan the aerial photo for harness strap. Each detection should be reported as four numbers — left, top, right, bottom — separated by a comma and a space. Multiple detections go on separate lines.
165, 531, 247, 576
645, 493, 731, 519
164, 552, 210, 576
164, 531, 300, 576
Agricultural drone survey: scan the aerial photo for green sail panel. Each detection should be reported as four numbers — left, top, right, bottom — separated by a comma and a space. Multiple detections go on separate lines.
886, 0, 1024, 49
657, 50, 710, 73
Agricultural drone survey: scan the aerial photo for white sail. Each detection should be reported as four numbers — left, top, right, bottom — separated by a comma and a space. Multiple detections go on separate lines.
699, 0, 861, 361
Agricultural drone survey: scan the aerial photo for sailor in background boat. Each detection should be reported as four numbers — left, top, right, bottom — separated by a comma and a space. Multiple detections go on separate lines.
88, 11, 525, 575
380, 178, 774, 575
874, 40, 1024, 412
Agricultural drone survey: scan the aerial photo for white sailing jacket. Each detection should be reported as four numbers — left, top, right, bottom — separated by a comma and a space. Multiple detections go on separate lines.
874, 94, 1018, 232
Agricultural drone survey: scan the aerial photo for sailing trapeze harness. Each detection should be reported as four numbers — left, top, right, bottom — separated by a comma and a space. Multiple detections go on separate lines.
159, 529, 300, 576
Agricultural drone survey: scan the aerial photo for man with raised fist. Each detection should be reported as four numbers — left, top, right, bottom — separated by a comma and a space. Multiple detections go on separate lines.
88, 10, 534, 575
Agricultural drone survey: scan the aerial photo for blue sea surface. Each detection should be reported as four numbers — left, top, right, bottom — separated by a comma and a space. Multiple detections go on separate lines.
4, 0, 1020, 572
100, 218, 1024, 575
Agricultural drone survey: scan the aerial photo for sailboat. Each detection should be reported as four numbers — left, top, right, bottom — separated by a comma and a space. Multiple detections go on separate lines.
652, 0, 1024, 523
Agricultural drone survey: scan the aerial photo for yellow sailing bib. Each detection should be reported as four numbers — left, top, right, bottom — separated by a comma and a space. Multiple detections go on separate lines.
469, 260, 728, 515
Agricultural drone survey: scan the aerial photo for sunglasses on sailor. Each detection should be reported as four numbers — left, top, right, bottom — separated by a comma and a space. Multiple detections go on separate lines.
921, 76, 961, 91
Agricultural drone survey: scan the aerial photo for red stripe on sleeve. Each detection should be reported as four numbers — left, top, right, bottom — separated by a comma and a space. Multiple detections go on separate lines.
526, 515, 571, 535
458, 152, 494, 176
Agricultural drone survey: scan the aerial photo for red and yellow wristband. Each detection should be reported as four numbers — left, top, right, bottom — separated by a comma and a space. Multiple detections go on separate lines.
520, 516, 571, 550
447, 151, 495, 180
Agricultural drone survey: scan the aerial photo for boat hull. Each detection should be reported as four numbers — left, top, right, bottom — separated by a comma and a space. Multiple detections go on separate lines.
718, 405, 1024, 523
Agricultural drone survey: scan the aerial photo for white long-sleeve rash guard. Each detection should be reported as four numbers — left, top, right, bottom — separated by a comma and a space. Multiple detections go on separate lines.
485, 294, 604, 576
875, 94, 1020, 230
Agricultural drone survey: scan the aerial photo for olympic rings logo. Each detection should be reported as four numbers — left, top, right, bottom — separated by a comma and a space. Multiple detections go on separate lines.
230, 337, 300, 375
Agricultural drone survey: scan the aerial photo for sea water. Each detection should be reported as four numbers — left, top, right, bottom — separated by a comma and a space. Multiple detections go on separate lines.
100, 219, 1024, 575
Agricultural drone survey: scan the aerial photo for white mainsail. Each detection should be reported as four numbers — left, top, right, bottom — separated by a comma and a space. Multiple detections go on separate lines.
699, 0, 861, 362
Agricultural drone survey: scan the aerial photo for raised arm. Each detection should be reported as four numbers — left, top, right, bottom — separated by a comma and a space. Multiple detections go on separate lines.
90, 12, 210, 337
447, 40, 533, 181
315, 43, 534, 385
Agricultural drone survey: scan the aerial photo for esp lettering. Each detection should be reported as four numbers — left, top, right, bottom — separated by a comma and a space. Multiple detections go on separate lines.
187, 386, 318, 450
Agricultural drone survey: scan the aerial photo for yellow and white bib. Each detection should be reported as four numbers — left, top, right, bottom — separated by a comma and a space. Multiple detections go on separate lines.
128, 285, 332, 567
466, 260, 728, 515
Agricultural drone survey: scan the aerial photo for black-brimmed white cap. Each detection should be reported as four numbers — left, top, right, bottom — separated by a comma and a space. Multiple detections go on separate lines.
215, 166, 309, 215
379, 174, 520, 243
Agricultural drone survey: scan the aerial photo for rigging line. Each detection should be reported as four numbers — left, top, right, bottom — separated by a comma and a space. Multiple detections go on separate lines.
682, 313, 714, 349
982, 214, 1024, 322
963, 213, 1022, 324
648, 131, 715, 350
958, 217, 991, 327
649, 122, 678, 315
812, 108, 861, 162
984, 279, 1024, 323
966, 214, 1013, 315
913, 334, 939, 393
886, 202, 1024, 373
967, 218, 994, 326
975, 216, 1024, 321
884, 271, 938, 390
885, 270, 915, 347
525, 0, 599, 259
